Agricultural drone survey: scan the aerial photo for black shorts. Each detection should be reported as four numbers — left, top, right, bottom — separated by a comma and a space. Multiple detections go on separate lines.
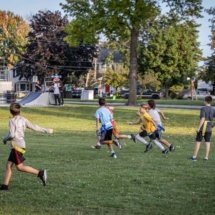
8, 149, 25, 165
100, 129, 113, 143
195, 131, 212, 142
139, 130, 156, 140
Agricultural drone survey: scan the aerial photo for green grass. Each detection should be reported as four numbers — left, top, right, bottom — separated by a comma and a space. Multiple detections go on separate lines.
0, 105, 215, 215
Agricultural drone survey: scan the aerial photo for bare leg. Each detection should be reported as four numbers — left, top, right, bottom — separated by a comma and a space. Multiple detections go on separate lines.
160, 138, 171, 147
16, 163, 39, 175
115, 134, 129, 139
3, 161, 14, 185
192, 141, 201, 157
205, 142, 210, 159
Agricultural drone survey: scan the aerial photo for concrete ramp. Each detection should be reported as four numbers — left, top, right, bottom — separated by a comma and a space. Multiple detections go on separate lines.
19, 92, 55, 106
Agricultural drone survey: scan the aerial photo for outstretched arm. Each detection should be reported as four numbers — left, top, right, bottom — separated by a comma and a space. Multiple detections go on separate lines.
25, 119, 53, 134
158, 109, 168, 120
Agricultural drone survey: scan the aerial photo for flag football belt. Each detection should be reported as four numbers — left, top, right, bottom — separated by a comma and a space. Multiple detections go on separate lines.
12, 142, 26, 154
202, 121, 210, 135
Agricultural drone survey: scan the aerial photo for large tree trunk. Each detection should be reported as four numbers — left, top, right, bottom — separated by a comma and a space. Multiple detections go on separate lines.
128, 29, 138, 106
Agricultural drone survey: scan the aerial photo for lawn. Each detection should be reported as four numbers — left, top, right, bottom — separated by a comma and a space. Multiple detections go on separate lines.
0, 105, 215, 215
65, 97, 213, 106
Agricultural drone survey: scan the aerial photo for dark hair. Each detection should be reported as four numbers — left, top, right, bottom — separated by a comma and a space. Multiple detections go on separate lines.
148, 99, 156, 109
10, 103, 21, 116
98, 97, 106, 106
205, 96, 212, 104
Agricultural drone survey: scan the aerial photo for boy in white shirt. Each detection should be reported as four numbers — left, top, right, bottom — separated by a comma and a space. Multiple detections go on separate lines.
147, 99, 174, 151
1, 103, 53, 191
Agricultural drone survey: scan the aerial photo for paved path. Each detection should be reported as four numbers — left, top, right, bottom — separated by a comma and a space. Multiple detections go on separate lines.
0, 101, 202, 110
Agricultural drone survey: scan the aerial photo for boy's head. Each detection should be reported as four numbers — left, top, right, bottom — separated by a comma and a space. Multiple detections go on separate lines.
148, 99, 156, 109
98, 97, 106, 106
139, 103, 149, 113
10, 103, 21, 116
205, 96, 212, 104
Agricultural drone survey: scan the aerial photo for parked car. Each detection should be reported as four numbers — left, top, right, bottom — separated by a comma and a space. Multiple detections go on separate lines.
142, 89, 161, 99
182, 88, 211, 99
120, 89, 142, 99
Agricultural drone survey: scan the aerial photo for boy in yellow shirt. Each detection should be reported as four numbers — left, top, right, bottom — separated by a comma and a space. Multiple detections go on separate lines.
128, 104, 168, 154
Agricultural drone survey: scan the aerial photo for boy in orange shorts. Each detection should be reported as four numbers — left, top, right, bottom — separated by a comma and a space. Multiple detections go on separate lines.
92, 105, 134, 149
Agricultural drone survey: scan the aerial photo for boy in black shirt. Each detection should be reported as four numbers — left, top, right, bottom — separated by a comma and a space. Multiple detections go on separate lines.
191, 96, 215, 161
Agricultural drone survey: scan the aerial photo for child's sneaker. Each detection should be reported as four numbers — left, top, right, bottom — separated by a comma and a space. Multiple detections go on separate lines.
110, 152, 117, 158
144, 142, 152, 153
38, 169, 47, 186
162, 149, 169, 154
91, 145, 101, 149
191, 156, 197, 161
113, 139, 121, 149
203, 157, 208, 161
169, 144, 175, 151
0, 184, 8, 191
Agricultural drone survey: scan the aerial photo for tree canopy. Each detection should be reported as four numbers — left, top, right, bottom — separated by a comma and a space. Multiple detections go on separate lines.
62, 0, 203, 105
15, 10, 98, 83
201, 7, 215, 93
138, 15, 202, 93
0, 10, 29, 68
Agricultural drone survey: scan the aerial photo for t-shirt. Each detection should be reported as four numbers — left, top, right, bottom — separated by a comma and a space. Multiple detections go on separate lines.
140, 112, 156, 133
95, 106, 113, 130
53, 83, 60, 95
200, 106, 215, 132
148, 109, 162, 126
6, 115, 50, 148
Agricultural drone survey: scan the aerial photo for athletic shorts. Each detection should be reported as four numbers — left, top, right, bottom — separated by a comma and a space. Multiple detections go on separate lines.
139, 130, 156, 140
155, 129, 162, 139
8, 149, 25, 165
195, 131, 212, 142
100, 129, 113, 143
112, 120, 119, 137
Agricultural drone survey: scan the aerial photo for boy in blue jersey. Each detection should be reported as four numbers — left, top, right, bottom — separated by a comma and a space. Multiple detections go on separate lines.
95, 98, 117, 158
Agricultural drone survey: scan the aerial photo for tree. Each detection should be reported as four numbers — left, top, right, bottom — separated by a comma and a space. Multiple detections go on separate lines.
15, 10, 98, 83
103, 64, 129, 93
0, 11, 29, 68
138, 16, 202, 96
137, 72, 161, 91
61, 0, 202, 105
202, 7, 215, 93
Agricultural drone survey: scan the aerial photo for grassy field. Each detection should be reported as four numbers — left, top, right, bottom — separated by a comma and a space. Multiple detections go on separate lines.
0, 105, 215, 215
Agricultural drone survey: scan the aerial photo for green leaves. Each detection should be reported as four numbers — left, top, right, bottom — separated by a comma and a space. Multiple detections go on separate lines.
0, 10, 29, 68
138, 15, 202, 87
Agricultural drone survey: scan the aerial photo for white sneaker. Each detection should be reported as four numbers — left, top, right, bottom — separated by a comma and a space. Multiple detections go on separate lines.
111, 152, 117, 158
38, 169, 47, 186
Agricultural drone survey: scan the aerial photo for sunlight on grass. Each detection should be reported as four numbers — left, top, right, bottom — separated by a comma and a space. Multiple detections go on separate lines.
0, 105, 215, 215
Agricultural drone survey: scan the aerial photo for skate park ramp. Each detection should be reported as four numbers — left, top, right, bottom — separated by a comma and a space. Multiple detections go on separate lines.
18, 92, 55, 106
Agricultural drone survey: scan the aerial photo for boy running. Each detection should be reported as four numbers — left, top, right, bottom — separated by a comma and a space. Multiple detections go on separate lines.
128, 104, 168, 154
95, 98, 117, 158
1, 103, 53, 191
93, 105, 134, 149
147, 99, 174, 151
191, 96, 215, 161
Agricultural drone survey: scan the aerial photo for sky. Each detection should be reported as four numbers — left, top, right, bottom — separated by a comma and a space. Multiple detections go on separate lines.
0, 0, 214, 57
